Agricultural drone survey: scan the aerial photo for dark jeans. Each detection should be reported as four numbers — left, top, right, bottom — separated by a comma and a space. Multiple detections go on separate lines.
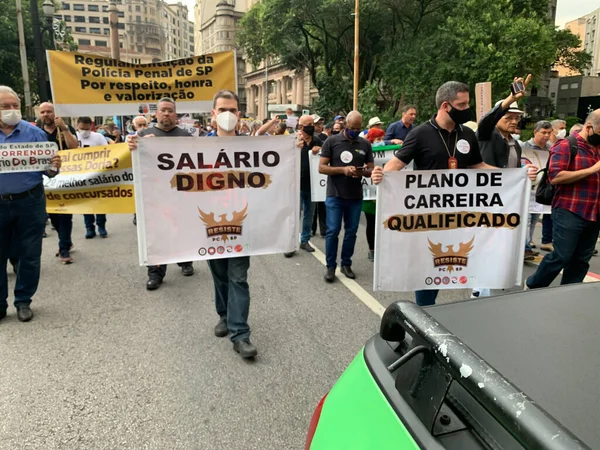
325, 197, 362, 268
542, 214, 553, 244
527, 208, 599, 288
415, 290, 439, 306
48, 213, 73, 255
148, 262, 193, 279
207, 256, 251, 342
84, 214, 107, 229
364, 212, 375, 251
300, 190, 314, 244
0, 184, 47, 309
312, 202, 327, 236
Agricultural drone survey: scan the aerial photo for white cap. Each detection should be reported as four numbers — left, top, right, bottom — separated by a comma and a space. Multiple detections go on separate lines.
368, 116, 384, 128
311, 114, 323, 123
495, 100, 524, 115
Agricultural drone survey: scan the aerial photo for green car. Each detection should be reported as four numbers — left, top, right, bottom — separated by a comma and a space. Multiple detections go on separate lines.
306, 284, 597, 449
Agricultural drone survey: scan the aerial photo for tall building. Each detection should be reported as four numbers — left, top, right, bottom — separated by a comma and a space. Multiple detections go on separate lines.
57, 0, 194, 64
582, 9, 600, 77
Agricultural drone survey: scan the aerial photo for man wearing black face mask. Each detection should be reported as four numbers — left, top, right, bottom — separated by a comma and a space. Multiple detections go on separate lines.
372, 81, 494, 306
285, 115, 322, 257
526, 109, 600, 289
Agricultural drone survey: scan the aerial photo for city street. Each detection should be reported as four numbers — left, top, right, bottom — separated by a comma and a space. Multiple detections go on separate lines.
1, 214, 598, 449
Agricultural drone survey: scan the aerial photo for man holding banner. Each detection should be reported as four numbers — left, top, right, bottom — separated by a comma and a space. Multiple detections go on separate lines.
0, 86, 62, 322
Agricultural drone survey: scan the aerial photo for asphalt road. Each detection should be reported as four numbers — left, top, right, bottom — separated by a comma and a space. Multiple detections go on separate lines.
1, 214, 598, 449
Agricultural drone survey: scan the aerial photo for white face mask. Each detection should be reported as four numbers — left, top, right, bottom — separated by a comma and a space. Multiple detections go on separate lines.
216, 111, 238, 132
373, 141, 386, 147
1, 109, 22, 126
557, 129, 567, 139
79, 130, 91, 139
511, 134, 520, 141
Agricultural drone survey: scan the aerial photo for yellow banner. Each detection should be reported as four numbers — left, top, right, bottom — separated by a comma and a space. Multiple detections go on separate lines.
47, 51, 236, 116
44, 143, 135, 214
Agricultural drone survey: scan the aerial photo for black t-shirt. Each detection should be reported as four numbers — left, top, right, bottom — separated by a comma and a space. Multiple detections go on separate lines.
138, 126, 191, 137
395, 116, 482, 170
318, 132, 328, 142
41, 124, 77, 149
321, 133, 374, 200
300, 136, 323, 193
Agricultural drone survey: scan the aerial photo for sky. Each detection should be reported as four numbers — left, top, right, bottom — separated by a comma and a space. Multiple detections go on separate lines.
555, 0, 598, 28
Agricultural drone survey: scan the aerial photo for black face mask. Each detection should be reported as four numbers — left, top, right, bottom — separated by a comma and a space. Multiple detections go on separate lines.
587, 127, 600, 147
303, 125, 315, 135
332, 130, 340, 135
447, 105, 472, 125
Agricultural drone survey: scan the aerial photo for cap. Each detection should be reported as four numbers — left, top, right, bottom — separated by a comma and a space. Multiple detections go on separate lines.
368, 117, 383, 128
334, 115, 345, 121
311, 114, 323, 123
495, 100, 524, 115
463, 121, 478, 131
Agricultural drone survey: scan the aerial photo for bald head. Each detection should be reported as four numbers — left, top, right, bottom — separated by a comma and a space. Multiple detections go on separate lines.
579, 109, 600, 147
39, 102, 56, 126
298, 114, 315, 139
346, 111, 363, 129
585, 109, 600, 128
298, 114, 314, 126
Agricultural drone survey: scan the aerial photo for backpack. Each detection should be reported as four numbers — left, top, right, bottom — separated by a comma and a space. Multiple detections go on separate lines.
535, 135, 578, 206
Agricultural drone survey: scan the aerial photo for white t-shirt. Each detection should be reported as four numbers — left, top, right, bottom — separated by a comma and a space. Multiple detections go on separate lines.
77, 131, 110, 148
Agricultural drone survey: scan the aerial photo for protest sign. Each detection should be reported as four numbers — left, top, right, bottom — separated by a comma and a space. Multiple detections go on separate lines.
47, 50, 236, 116
521, 146, 551, 214
0, 142, 57, 173
374, 169, 529, 292
133, 135, 300, 266
44, 143, 135, 214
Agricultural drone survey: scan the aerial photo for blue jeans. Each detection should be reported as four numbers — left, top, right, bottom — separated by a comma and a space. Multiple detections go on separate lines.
207, 256, 251, 342
84, 214, 106, 229
300, 191, 314, 244
527, 208, 599, 288
49, 213, 73, 256
542, 214, 553, 244
148, 261, 192, 278
0, 184, 47, 310
415, 290, 439, 306
325, 197, 362, 268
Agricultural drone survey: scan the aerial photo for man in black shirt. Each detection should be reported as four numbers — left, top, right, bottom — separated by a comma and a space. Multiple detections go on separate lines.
39, 102, 78, 264
285, 115, 322, 257
372, 81, 493, 306
319, 111, 374, 282
128, 98, 194, 290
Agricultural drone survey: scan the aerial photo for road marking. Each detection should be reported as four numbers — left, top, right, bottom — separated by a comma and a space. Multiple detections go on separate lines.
310, 246, 385, 317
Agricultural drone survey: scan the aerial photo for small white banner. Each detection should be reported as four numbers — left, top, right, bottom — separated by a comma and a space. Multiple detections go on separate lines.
133, 135, 300, 265
521, 146, 550, 214
374, 169, 530, 292
0, 142, 57, 173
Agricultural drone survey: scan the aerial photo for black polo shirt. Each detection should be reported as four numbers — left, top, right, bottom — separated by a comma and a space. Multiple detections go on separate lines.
321, 133, 374, 200
395, 115, 482, 170
40, 124, 77, 149
300, 136, 323, 193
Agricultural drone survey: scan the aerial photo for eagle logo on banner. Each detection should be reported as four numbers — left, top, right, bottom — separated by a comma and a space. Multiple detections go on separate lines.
428, 236, 474, 273
198, 204, 248, 242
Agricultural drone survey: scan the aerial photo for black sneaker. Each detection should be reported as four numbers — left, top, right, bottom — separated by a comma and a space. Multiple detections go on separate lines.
284, 251, 295, 258
146, 276, 163, 290
233, 339, 258, 358
300, 242, 315, 253
324, 267, 336, 283
17, 306, 33, 322
341, 266, 356, 279
214, 316, 228, 337
181, 265, 194, 276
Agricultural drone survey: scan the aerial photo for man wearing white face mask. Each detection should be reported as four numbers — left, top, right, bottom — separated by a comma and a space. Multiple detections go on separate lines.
0, 85, 62, 323
550, 119, 567, 145
77, 116, 110, 239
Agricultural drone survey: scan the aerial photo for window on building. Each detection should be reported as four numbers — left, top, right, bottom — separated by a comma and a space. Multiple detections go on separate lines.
560, 84, 569, 90
74, 26, 86, 32
88, 4, 98, 11
102, 5, 108, 12
137, 45, 142, 52
150, 7, 155, 15
96, 40, 108, 47
550, 92, 556, 98
136, 16, 141, 22
78, 38, 91, 45
61, 2, 70, 10
89, 16, 100, 23
63, 15, 71, 21
73, 3, 84, 10
570, 83, 579, 89
135, 5, 140, 11
128, 4, 131, 11
66, 26, 72, 31
118, 11, 124, 17
90, 27, 101, 34
118, 23, 124, 29
103, 17, 108, 24
103, 28, 110, 35
74, 15, 85, 22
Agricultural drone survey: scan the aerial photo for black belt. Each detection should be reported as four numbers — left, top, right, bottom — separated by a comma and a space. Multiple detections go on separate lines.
0, 183, 43, 201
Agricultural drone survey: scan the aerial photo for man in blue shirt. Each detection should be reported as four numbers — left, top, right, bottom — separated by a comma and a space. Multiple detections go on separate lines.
384, 105, 417, 143
0, 86, 62, 323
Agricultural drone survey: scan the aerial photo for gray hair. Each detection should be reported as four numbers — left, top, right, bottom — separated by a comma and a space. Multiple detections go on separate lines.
157, 97, 176, 109
0, 86, 20, 104
569, 123, 584, 134
534, 120, 552, 132
550, 119, 566, 130
435, 81, 469, 108
585, 110, 600, 128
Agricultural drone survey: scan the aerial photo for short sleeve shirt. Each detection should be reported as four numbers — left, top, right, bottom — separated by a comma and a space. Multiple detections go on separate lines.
395, 116, 482, 170
138, 126, 191, 138
321, 133, 374, 199
41, 124, 77, 149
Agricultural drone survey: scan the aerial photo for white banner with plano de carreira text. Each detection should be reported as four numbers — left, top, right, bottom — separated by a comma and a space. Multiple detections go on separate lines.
374, 169, 530, 292
133, 135, 300, 266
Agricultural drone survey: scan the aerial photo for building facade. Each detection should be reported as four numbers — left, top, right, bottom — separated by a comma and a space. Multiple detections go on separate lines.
57, 0, 194, 64
555, 75, 600, 120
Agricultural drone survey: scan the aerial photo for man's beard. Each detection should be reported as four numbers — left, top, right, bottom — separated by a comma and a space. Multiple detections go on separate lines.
43, 117, 54, 125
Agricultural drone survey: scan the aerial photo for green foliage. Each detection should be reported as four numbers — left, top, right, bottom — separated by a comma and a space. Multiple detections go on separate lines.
239, 0, 592, 121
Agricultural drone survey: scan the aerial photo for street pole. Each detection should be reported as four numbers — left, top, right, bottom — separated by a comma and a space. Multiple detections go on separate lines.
16, 0, 32, 119
109, 0, 121, 60
265, 57, 269, 119
29, 0, 49, 102
352, 0, 359, 111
